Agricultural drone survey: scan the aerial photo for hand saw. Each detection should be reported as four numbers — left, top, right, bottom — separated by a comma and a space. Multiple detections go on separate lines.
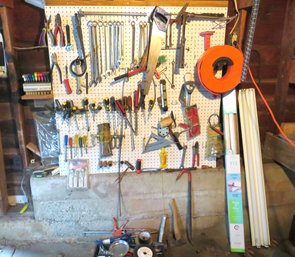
143, 6, 170, 96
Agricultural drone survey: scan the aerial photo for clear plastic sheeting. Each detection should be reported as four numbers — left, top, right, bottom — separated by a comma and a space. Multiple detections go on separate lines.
34, 111, 60, 166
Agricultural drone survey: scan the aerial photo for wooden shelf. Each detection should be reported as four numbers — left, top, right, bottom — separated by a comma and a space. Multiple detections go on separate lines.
21, 94, 53, 100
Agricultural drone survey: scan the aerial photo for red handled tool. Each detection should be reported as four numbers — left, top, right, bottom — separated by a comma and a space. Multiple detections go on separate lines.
63, 65, 72, 94
192, 141, 199, 168
115, 100, 135, 134
54, 13, 65, 47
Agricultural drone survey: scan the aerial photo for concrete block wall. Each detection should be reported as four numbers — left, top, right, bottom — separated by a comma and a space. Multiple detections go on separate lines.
0, 163, 293, 242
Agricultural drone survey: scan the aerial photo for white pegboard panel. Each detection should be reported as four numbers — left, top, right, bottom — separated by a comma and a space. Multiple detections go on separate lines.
45, 6, 228, 175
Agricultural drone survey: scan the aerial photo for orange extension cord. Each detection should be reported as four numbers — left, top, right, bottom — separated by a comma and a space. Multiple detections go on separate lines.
248, 67, 295, 148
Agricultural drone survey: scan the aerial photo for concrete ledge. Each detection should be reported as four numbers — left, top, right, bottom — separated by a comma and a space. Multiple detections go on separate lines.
14, 163, 293, 240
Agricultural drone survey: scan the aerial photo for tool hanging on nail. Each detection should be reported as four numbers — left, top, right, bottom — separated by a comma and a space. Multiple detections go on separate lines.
97, 123, 113, 157
65, 24, 72, 51
50, 53, 62, 84
54, 13, 65, 47
158, 79, 168, 112
63, 65, 72, 94
115, 100, 135, 135
144, 7, 170, 96
38, 15, 55, 46
196, 45, 243, 94
70, 13, 87, 77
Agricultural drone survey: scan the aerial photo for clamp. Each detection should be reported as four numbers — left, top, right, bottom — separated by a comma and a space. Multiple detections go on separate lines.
54, 13, 65, 47
51, 53, 62, 84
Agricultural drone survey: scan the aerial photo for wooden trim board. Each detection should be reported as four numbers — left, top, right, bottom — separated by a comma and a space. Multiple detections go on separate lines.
0, 131, 8, 216
45, 0, 228, 7
263, 132, 295, 172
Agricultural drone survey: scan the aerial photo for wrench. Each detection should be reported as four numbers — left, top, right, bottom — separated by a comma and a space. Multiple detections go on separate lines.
98, 23, 104, 78
93, 22, 102, 83
179, 145, 187, 169
88, 22, 97, 87
131, 21, 136, 67
104, 22, 111, 77
75, 65, 82, 94
108, 22, 114, 72
171, 60, 176, 89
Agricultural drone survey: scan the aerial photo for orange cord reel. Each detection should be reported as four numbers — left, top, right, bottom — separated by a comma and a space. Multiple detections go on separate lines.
196, 45, 244, 94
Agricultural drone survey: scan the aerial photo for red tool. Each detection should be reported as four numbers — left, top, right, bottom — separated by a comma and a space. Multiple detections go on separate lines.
114, 66, 146, 81
63, 65, 72, 94
54, 13, 65, 47
192, 141, 199, 168
112, 217, 128, 237
200, 31, 214, 51
115, 100, 135, 134
176, 168, 192, 243
68, 137, 73, 159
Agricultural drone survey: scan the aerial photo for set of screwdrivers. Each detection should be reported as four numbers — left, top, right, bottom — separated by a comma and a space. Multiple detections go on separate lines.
63, 134, 88, 161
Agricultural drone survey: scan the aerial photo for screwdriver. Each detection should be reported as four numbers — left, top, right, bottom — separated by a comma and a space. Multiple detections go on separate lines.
83, 135, 88, 154
69, 137, 73, 159
89, 102, 96, 121
64, 135, 68, 162
74, 134, 79, 157
79, 136, 83, 157
115, 100, 135, 134
82, 98, 89, 131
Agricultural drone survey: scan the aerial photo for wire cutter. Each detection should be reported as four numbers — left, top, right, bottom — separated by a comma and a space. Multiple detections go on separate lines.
38, 15, 55, 46
51, 53, 62, 84
54, 13, 65, 47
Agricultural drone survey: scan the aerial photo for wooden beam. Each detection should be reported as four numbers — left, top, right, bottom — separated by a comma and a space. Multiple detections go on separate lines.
263, 132, 295, 172
45, 0, 228, 7
274, 0, 295, 123
289, 59, 295, 84
0, 131, 8, 215
0, 7, 28, 168
0, 0, 14, 8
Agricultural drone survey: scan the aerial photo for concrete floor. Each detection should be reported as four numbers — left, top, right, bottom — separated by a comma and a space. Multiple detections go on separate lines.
0, 239, 293, 257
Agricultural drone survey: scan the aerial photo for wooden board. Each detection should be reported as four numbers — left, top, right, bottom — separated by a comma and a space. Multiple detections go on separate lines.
0, 131, 8, 216
281, 122, 295, 140
45, 0, 228, 7
263, 132, 295, 172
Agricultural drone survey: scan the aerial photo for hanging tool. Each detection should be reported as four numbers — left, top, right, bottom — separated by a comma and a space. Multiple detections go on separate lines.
192, 141, 199, 168
79, 136, 83, 157
179, 145, 187, 169
64, 134, 68, 162
63, 65, 72, 94
208, 113, 223, 136
65, 24, 72, 51
143, 133, 172, 153
83, 135, 88, 154
179, 72, 195, 108
54, 13, 65, 47
133, 89, 139, 135
176, 168, 193, 244
82, 98, 90, 131
38, 15, 55, 46
97, 123, 113, 157
158, 79, 168, 112
50, 53, 62, 84
159, 147, 168, 169
171, 60, 175, 89
69, 137, 73, 159
144, 7, 170, 95
159, 114, 183, 150
115, 100, 135, 135
200, 31, 214, 51
127, 95, 135, 151
74, 134, 79, 157
70, 13, 87, 77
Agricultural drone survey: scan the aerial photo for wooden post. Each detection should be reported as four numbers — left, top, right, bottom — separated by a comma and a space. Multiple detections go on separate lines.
274, 0, 295, 123
0, 7, 29, 168
0, 131, 8, 215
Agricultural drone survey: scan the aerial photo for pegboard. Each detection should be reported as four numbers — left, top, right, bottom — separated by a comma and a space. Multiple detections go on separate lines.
45, 5, 228, 175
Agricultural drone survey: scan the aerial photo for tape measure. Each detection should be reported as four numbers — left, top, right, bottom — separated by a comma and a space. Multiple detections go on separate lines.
196, 45, 243, 94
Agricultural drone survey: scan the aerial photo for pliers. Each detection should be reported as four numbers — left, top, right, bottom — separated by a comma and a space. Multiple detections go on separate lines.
38, 15, 55, 46
51, 53, 62, 84
54, 13, 65, 47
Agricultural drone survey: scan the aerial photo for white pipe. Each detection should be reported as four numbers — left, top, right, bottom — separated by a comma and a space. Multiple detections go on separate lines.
238, 90, 256, 246
250, 89, 270, 246
238, 89, 270, 248
242, 91, 261, 247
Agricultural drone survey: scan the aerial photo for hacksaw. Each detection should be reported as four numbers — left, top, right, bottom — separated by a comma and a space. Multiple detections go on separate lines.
143, 6, 169, 96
